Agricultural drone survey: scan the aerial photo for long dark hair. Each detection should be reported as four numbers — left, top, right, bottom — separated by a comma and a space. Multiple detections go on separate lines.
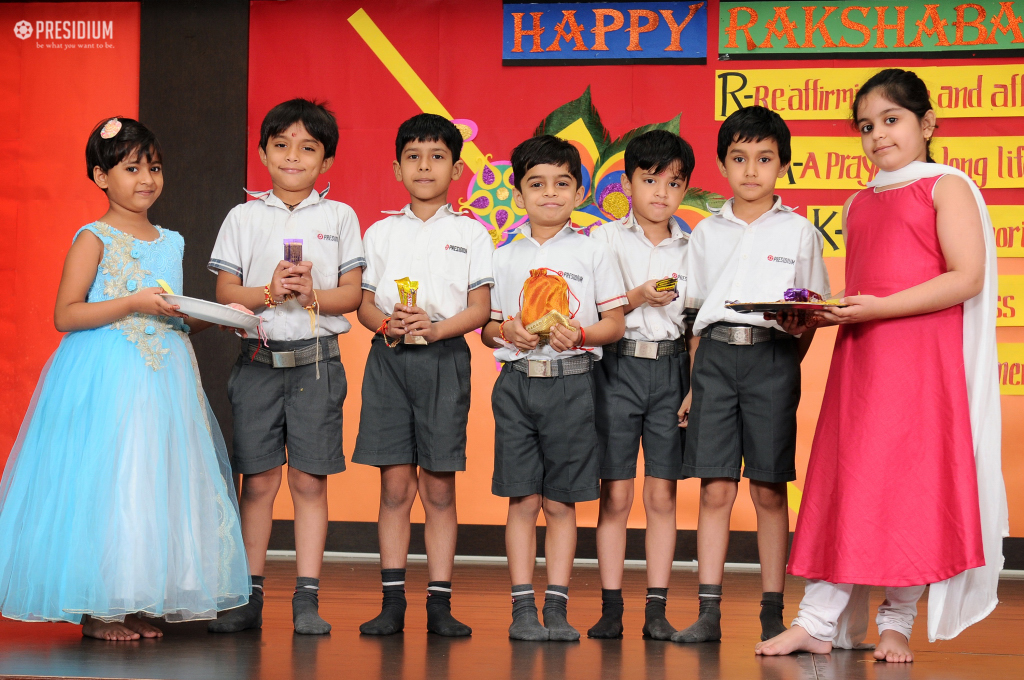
852, 69, 936, 163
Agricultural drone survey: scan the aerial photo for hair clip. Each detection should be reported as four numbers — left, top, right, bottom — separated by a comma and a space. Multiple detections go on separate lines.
99, 118, 122, 139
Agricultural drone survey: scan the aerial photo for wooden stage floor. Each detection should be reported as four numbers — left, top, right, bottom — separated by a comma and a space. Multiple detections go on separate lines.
1, 557, 1022, 680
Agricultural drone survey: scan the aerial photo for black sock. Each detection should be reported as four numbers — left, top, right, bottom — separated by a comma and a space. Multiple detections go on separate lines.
209, 575, 264, 633
425, 581, 472, 637
543, 584, 579, 641
671, 584, 722, 643
642, 587, 676, 640
359, 568, 407, 635
508, 584, 548, 641
760, 591, 786, 641
587, 589, 624, 639
292, 576, 331, 635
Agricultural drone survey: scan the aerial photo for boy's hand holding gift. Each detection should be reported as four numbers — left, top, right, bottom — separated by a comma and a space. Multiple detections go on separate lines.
281, 260, 314, 307
633, 279, 676, 309
548, 319, 582, 352
501, 314, 540, 352
399, 304, 439, 343
268, 260, 295, 303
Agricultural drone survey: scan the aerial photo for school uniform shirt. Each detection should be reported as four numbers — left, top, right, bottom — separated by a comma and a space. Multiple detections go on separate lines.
208, 187, 365, 340
685, 197, 830, 336
362, 203, 494, 321
590, 212, 688, 342
491, 222, 627, 363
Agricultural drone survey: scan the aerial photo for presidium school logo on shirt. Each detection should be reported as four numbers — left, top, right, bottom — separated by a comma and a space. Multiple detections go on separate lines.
317, 233, 340, 243
767, 254, 796, 265
445, 244, 468, 254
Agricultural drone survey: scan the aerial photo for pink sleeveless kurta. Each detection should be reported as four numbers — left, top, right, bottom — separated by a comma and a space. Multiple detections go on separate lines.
788, 175, 985, 586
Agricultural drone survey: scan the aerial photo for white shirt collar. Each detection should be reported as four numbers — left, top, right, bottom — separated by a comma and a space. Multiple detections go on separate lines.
244, 184, 330, 210
623, 211, 688, 242
715, 195, 794, 226
380, 203, 465, 223
517, 220, 575, 245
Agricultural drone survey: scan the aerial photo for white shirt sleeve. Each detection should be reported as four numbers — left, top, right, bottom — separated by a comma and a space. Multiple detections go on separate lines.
592, 241, 628, 313
361, 222, 384, 292
684, 221, 707, 309
467, 222, 495, 291
337, 204, 366, 279
490, 247, 505, 322
208, 207, 244, 278
796, 223, 831, 299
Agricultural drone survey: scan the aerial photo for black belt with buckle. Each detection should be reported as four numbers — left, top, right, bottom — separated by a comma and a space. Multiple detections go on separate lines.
605, 337, 685, 359
243, 336, 340, 368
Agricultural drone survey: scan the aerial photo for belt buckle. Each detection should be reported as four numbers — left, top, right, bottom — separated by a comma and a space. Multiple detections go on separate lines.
633, 340, 659, 360
272, 350, 297, 368
727, 327, 753, 345
527, 357, 552, 378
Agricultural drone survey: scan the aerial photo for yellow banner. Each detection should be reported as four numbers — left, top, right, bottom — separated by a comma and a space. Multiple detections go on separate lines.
999, 276, 1024, 326
808, 205, 1024, 258
998, 344, 1024, 395
786, 137, 1024, 189
716, 65, 1024, 120
992, 206, 1024, 257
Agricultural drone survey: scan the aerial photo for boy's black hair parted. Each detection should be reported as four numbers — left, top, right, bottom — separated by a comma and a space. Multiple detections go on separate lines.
625, 129, 695, 183
510, 135, 583, 191
395, 113, 463, 162
716, 106, 792, 166
852, 68, 936, 162
259, 98, 339, 159
85, 117, 162, 184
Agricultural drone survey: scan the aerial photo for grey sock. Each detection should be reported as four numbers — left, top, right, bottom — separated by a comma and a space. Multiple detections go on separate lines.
671, 584, 722, 643
292, 577, 331, 635
760, 591, 787, 641
360, 568, 407, 635
642, 587, 676, 640
509, 584, 548, 641
543, 585, 579, 642
209, 575, 264, 633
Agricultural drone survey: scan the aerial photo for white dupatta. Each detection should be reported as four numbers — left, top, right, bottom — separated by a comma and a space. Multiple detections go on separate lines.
832, 161, 1008, 645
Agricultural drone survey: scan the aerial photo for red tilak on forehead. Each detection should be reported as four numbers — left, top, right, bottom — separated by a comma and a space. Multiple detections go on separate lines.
292, 132, 297, 136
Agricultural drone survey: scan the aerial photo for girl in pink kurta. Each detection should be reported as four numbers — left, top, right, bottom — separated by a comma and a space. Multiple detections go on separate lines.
756, 69, 1005, 663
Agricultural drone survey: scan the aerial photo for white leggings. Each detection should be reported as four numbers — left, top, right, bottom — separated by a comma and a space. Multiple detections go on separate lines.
792, 580, 927, 644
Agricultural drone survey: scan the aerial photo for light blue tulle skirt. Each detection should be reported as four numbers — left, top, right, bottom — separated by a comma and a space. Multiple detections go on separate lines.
0, 326, 249, 623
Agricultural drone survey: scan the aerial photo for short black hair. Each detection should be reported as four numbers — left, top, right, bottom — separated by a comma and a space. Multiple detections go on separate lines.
395, 113, 463, 162
85, 117, 162, 185
259, 98, 339, 159
716, 106, 791, 166
625, 129, 695, 183
510, 135, 582, 191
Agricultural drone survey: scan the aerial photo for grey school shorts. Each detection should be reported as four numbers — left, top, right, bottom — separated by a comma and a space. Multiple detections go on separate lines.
491, 361, 602, 503
595, 348, 689, 480
352, 336, 471, 472
683, 328, 800, 483
227, 337, 347, 476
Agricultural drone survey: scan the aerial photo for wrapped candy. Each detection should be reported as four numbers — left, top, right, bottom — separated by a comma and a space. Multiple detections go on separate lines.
655, 277, 677, 292
395, 277, 428, 344
783, 288, 824, 302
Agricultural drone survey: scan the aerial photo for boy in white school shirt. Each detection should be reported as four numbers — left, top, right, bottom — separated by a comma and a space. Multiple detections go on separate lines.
481, 135, 627, 642
207, 99, 365, 635
673, 106, 830, 645
587, 129, 695, 641
353, 114, 493, 638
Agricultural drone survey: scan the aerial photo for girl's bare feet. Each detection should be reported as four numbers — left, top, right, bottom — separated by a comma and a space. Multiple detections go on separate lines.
122, 614, 164, 638
755, 624, 833, 656
874, 629, 913, 662
82, 616, 140, 641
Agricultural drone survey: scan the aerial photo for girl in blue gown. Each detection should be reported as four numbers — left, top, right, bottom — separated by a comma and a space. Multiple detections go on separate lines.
0, 118, 249, 640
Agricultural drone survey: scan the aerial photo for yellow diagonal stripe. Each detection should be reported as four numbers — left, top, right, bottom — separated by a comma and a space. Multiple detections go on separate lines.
787, 481, 802, 515
348, 8, 487, 174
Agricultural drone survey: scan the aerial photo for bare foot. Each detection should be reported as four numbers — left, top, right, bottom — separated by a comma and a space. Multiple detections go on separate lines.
122, 614, 164, 638
755, 625, 832, 656
874, 629, 913, 662
82, 616, 140, 641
